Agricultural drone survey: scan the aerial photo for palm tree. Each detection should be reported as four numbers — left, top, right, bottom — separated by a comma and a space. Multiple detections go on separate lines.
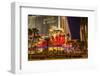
28, 28, 32, 35
32, 28, 39, 38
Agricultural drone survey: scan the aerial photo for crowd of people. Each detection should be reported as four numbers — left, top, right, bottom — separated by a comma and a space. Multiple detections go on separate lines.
28, 26, 87, 56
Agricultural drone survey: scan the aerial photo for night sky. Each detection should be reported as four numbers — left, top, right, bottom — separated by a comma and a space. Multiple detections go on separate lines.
67, 17, 81, 40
